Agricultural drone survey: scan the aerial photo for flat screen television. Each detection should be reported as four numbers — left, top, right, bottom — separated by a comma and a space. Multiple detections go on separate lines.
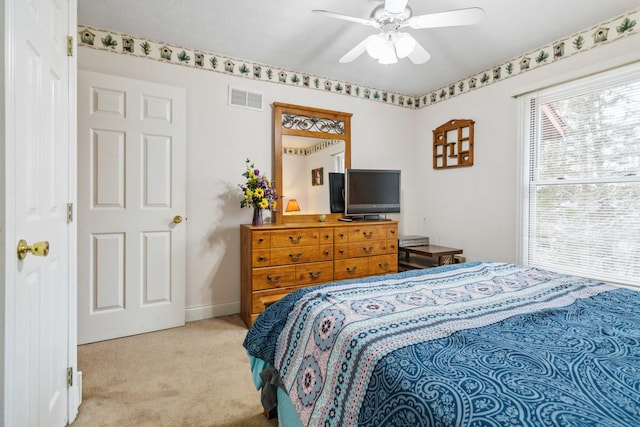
344, 169, 401, 219
328, 172, 345, 213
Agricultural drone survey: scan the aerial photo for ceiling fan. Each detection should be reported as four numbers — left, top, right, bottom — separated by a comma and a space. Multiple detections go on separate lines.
312, 0, 484, 65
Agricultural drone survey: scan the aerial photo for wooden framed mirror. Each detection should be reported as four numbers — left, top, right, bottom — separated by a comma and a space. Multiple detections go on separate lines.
273, 102, 352, 224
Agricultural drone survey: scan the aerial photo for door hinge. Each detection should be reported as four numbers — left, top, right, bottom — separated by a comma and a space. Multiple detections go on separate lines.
67, 36, 73, 57
67, 203, 73, 223
67, 367, 73, 387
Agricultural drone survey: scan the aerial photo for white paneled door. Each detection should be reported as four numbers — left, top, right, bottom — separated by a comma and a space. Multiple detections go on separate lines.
8, 0, 77, 425
78, 71, 186, 344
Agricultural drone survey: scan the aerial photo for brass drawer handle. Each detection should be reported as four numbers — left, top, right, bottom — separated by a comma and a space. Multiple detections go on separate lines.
339, 233, 345, 238
309, 271, 322, 279
378, 262, 389, 269
324, 234, 331, 240
339, 249, 345, 254
362, 246, 373, 253
258, 237, 265, 243
346, 266, 357, 273
363, 231, 374, 238
289, 235, 302, 243
289, 252, 303, 261
324, 249, 330, 255
267, 275, 281, 284
390, 229, 396, 235
257, 255, 266, 262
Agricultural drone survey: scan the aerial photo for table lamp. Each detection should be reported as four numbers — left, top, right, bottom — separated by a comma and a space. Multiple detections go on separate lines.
286, 199, 301, 213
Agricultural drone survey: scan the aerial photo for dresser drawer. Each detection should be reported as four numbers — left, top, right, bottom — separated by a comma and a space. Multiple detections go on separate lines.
386, 225, 398, 240
348, 225, 387, 242
251, 249, 271, 267
252, 231, 271, 248
319, 244, 334, 261
296, 261, 334, 285
334, 228, 349, 243
387, 239, 398, 254
368, 254, 398, 275
334, 257, 369, 280
348, 240, 388, 258
334, 243, 349, 259
251, 287, 295, 314
318, 230, 334, 244
252, 266, 296, 291
270, 229, 320, 247
271, 246, 320, 265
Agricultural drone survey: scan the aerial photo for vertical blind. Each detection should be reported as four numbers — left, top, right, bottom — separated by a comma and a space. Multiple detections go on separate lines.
520, 62, 640, 287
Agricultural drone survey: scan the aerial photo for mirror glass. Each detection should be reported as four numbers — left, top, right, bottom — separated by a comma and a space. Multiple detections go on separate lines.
282, 137, 345, 216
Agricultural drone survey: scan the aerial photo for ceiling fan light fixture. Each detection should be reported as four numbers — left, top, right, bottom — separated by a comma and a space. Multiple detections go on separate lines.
377, 42, 398, 64
366, 34, 387, 59
318, 1, 481, 65
366, 34, 398, 64
393, 32, 416, 58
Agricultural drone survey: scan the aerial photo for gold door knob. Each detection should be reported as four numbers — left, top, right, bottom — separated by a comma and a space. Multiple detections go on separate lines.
17, 239, 49, 260
173, 215, 183, 224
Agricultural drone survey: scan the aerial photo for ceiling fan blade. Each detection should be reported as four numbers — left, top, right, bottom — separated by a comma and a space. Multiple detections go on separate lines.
339, 35, 377, 63
312, 10, 376, 27
384, 0, 409, 15
407, 7, 485, 29
407, 41, 431, 64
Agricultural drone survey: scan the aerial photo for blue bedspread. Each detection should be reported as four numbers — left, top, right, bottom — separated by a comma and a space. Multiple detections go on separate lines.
243, 262, 640, 426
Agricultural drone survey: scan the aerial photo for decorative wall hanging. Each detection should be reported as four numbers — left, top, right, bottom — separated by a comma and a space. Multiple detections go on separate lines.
312, 167, 324, 186
433, 119, 475, 169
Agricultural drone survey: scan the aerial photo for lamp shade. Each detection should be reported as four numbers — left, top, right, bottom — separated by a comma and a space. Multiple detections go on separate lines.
286, 199, 301, 212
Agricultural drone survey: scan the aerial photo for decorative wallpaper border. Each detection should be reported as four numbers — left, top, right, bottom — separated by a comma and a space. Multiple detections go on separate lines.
420, 8, 639, 107
283, 140, 341, 157
78, 26, 415, 109
78, 7, 639, 110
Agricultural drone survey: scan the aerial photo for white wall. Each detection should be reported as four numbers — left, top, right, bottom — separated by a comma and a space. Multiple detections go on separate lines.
78, 48, 416, 319
79, 34, 639, 319
414, 35, 640, 263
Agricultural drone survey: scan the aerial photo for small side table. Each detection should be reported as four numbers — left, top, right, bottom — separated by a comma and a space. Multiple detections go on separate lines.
398, 244, 463, 271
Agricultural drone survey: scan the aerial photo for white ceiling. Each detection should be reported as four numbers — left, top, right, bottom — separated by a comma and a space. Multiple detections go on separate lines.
77, 0, 640, 97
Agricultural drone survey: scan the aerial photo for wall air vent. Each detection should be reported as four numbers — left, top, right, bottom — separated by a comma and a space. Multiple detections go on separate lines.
228, 87, 263, 111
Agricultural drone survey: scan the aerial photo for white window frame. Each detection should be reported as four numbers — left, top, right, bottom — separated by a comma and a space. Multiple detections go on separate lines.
518, 62, 640, 287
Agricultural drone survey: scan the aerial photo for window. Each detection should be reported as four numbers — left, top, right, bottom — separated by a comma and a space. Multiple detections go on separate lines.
519, 63, 640, 287
334, 151, 345, 173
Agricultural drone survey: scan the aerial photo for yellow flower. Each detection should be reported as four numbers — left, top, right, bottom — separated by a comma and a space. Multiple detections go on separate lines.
254, 188, 264, 198
244, 189, 253, 199
259, 198, 269, 209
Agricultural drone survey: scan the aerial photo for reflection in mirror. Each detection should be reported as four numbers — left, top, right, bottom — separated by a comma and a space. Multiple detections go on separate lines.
282, 137, 345, 216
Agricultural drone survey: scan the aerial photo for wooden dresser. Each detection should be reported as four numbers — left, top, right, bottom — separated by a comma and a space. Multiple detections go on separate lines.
240, 221, 398, 326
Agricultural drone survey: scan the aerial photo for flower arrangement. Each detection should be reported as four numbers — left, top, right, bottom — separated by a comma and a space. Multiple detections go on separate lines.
239, 159, 278, 212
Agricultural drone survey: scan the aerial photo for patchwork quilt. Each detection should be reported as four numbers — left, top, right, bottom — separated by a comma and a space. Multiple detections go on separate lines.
244, 262, 640, 426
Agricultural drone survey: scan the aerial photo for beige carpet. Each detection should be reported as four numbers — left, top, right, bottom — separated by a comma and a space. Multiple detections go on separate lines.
73, 315, 278, 427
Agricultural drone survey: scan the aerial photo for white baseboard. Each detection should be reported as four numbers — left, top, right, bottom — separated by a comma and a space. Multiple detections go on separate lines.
185, 301, 240, 322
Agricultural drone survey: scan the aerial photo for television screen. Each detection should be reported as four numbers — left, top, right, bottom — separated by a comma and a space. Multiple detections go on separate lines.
344, 169, 401, 217
328, 173, 345, 213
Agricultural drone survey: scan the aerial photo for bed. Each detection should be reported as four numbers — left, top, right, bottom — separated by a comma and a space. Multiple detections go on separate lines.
243, 262, 640, 426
